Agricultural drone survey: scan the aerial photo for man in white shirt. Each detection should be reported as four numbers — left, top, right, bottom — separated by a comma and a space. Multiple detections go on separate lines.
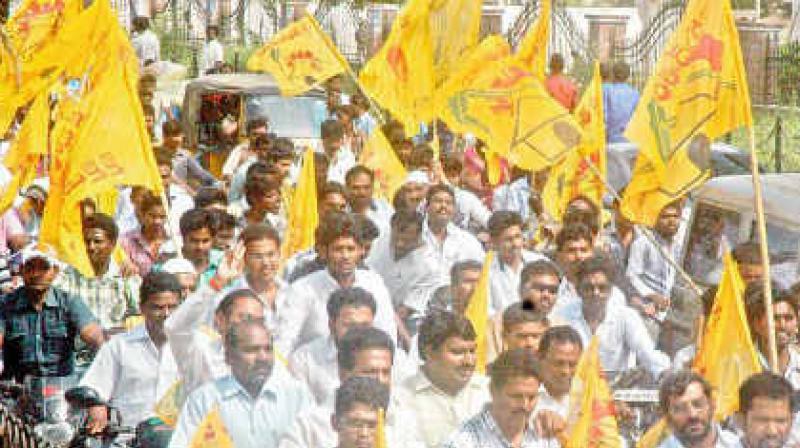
737, 372, 794, 448
331, 377, 390, 448
487, 211, 548, 316
81, 271, 182, 431
345, 165, 394, 237
131, 17, 160, 68
170, 321, 313, 448
323, 120, 356, 185
199, 25, 224, 75
422, 184, 485, 283
401, 311, 490, 447
221, 118, 268, 185
276, 212, 398, 354
532, 326, 584, 437
288, 287, 375, 406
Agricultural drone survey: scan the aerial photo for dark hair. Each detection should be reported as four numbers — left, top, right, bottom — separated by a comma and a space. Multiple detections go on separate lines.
345, 165, 375, 185
733, 242, 769, 265
425, 184, 455, 204
245, 176, 281, 200
563, 204, 600, 236
520, 260, 561, 288
83, 212, 119, 242
659, 370, 712, 413
538, 326, 583, 358
327, 287, 377, 321
240, 223, 281, 247
154, 148, 172, 167
337, 327, 395, 372
179, 208, 216, 237
320, 181, 348, 199
390, 209, 424, 234
321, 119, 345, 141
549, 53, 565, 72
418, 311, 476, 360
487, 211, 524, 239
441, 154, 462, 177
246, 118, 268, 135
314, 152, 330, 171
142, 103, 156, 117
555, 222, 594, 252
408, 145, 434, 170
132, 16, 150, 31
139, 191, 165, 214
224, 320, 269, 352
354, 215, 380, 244
392, 185, 413, 212
210, 210, 237, 233
162, 120, 183, 138
139, 271, 182, 306
245, 162, 280, 183
195, 188, 228, 209
739, 372, 793, 415
745, 280, 793, 328
502, 304, 548, 335
269, 137, 295, 162
450, 260, 483, 285
216, 288, 261, 318
317, 212, 360, 248
489, 348, 542, 390
574, 254, 614, 285
334, 376, 390, 419
612, 61, 631, 82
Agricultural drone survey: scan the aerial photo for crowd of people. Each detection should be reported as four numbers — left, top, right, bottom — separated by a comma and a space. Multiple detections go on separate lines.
0, 30, 798, 448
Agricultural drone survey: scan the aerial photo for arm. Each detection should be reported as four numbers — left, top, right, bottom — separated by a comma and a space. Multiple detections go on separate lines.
274, 283, 312, 355
185, 155, 221, 188
624, 309, 671, 378
69, 294, 105, 349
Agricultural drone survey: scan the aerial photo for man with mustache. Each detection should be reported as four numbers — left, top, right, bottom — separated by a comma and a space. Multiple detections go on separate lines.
170, 321, 312, 448
736, 372, 793, 448
745, 284, 800, 389
658, 370, 739, 447
332, 376, 391, 448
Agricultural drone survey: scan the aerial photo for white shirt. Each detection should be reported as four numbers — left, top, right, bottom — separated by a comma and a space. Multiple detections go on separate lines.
626, 232, 679, 298
170, 365, 312, 448
552, 280, 627, 319
454, 187, 492, 231
422, 221, 485, 283
287, 336, 338, 407
533, 386, 570, 419
222, 142, 251, 178
275, 268, 398, 354
212, 275, 289, 331
366, 237, 444, 313
282, 248, 318, 282
400, 371, 491, 447
493, 177, 532, 221
79, 324, 179, 427
362, 198, 395, 238
657, 424, 740, 448
560, 301, 671, 378
326, 147, 356, 184
489, 250, 549, 316
131, 29, 160, 66
199, 39, 224, 74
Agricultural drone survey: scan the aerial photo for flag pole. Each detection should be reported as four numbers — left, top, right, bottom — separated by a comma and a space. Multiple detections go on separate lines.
748, 126, 778, 372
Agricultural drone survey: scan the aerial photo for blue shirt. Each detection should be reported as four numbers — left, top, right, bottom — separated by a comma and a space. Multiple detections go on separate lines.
0, 286, 97, 381
603, 82, 640, 143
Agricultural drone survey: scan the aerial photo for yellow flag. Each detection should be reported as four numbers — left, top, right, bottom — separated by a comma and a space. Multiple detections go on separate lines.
374, 407, 387, 448
359, 129, 407, 201
543, 61, 606, 221
693, 252, 760, 419
465, 251, 493, 375
359, 0, 435, 136
565, 337, 622, 448
622, 0, 752, 225
515, 0, 551, 79
189, 406, 234, 448
438, 54, 583, 172
282, 148, 318, 258
636, 419, 670, 448
428, 0, 484, 84
247, 14, 349, 97
39, 0, 162, 278
153, 380, 184, 428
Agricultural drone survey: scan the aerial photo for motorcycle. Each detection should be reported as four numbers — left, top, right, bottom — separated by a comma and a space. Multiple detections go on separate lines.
608, 369, 661, 446
64, 386, 133, 448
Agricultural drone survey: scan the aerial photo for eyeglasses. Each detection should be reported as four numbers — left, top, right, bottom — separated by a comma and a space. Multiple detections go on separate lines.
669, 397, 710, 416
529, 283, 559, 295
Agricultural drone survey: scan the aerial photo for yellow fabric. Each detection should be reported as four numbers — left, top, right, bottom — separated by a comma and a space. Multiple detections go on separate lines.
123, 315, 145, 332
375, 407, 387, 448
622, 0, 752, 225
428, 0, 484, 85
543, 62, 606, 221
485, 149, 503, 186
465, 251, 493, 375
281, 148, 318, 259
0, 91, 48, 214
514, 0, 550, 80
359, 0, 435, 136
153, 380, 183, 428
246, 14, 349, 97
636, 419, 669, 448
437, 52, 583, 172
359, 129, 407, 201
189, 406, 234, 448
693, 253, 760, 419
565, 337, 622, 448
39, 0, 162, 278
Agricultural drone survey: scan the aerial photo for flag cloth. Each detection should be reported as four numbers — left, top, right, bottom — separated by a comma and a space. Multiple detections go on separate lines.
693, 252, 760, 419
515, 0, 550, 79
636, 419, 669, 448
375, 407, 387, 448
0, 91, 48, 213
565, 336, 622, 448
438, 53, 583, 172
282, 147, 318, 258
543, 61, 606, 221
622, 0, 752, 225
189, 406, 234, 448
246, 14, 349, 97
359, 129, 407, 201
39, 0, 162, 278
465, 251, 493, 375
359, 0, 435, 136
153, 380, 184, 428
428, 0, 484, 84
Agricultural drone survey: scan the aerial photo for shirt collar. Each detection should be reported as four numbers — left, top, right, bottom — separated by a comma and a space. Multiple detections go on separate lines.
43, 288, 60, 307
218, 366, 286, 401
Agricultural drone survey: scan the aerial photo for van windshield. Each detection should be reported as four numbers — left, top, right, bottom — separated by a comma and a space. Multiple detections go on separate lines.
246, 94, 325, 139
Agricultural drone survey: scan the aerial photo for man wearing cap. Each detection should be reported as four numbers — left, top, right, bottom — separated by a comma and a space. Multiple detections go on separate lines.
0, 246, 105, 382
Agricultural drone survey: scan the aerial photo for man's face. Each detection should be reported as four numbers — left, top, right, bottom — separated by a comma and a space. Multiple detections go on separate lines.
494, 225, 524, 265
158, 164, 172, 189
390, 224, 421, 259
490, 376, 540, 430
326, 237, 360, 279
142, 205, 167, 236
183, 228, 214, 266
83, 228, 114, 271
665, 382, 714, 446
142, 291, 180, 342
556, 239, 593, 279
323, 136, 344, 156
274, 158, 293, 180
345, 348, 393, 387
163, 133, 184, 150
425, 336, 477, 392
251, 189, 281, 214
519, 274, 560, 315
249, 125, 268, 139
216, 297, 265, 336
334, 402, 381, 448
332, 305, 374, 343
757, 301, 798, 349
740, 263, 764, 286
578, 271, 612, 321
226, 325, 274, 395
320, 192, 348, 216
347, 173, 374, 211
742, 397, 792, 448
656, 206, 681, 239
452, 268, 482, 315
244, 238, 281, 283
539, 342, 582, 397
214, 227, 236, 251
404, 183, 427, 210
21, 258, 59, 294
426, 191, 455, 228
504, 321, 548, 355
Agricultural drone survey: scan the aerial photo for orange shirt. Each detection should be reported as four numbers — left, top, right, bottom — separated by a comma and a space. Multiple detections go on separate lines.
545, 73, 578, 112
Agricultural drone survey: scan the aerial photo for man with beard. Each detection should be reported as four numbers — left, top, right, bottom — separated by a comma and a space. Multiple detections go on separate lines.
170, 321, 312, 448
345, 165, 394, 237
658, 370, 739, 447
736, 372, 793, 448
745, 285, 800, 389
